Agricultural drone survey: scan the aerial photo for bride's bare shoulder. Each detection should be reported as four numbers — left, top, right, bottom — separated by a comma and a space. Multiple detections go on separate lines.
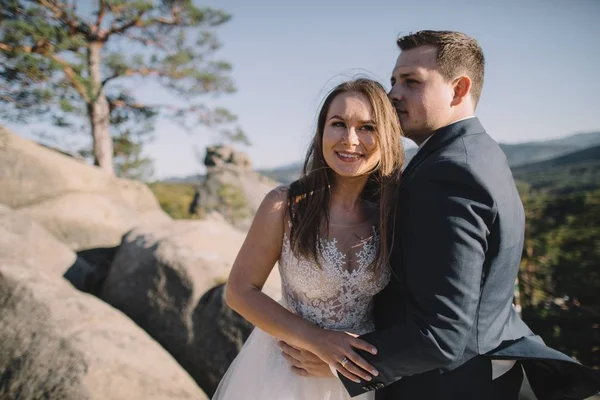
255, 185, 290, 220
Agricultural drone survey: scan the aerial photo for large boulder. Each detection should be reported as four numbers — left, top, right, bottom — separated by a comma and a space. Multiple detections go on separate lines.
0, 127, 115, 209
0, 269, 90, 400
0, 266, 208, 400
191, 284, 254, 396
0, 127, 171, 251
115, 178, 163, 214
204, 144, 252, 169
0, 203, 107, 293
0, 204, 85, 278
195, 145, 279, 230
16, 192, 142, 251
100, 215, 281, 395
0, 202, 123, 295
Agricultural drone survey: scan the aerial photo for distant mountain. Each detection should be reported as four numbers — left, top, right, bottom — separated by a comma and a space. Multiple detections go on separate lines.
532, 131, 600, 148
512, 144, 600, 195
257, 162, 304, 186
159, 174, 205, 185
259, 131, 600, 184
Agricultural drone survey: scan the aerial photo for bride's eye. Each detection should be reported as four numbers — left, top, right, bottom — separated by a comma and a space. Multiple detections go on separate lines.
360, 125, 375, 132
331, 121, 346, 128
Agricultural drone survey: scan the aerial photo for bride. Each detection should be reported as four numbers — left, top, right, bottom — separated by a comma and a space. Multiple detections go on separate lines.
212, 78, 404, 399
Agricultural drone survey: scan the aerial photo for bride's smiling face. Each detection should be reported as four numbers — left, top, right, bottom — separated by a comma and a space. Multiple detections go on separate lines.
322, 92, 381, 178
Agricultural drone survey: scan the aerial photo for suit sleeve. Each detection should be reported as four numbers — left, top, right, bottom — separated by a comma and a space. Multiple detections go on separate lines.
340, 160, 497, 397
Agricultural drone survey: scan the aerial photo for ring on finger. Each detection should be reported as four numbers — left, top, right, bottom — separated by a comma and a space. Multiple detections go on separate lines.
340, 357, 349, 367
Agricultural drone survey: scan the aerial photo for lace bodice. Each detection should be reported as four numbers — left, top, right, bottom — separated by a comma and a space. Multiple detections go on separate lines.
278, 223, 391, 335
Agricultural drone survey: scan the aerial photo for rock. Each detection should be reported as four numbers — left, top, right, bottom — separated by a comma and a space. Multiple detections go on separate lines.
0, 127, 172, 251
0, 266, 208, 400
191, 284, 254, 396
0, 268, 91, 400
0, 127, 117, 209
229, 151, 252, 169
0, 204, 91, 281
16, 192, 141, 251
115, 177, 165, 214
196, 145, 279, 229
70, 246, 121, 296
204, 144, 251, 169
100, 218, 281, 395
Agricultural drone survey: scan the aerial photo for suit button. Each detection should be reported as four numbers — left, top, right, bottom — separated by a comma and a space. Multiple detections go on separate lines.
362, 386, 370, 392
375, 383, 384, 389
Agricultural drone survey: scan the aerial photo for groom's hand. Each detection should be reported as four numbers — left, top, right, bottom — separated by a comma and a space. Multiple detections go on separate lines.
278, 341, 334, 378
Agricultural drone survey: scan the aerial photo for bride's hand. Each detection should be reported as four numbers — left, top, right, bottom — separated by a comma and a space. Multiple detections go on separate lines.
308, 330, 379, 383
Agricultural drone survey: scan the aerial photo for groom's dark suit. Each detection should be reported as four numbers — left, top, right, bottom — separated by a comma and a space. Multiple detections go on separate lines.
339, 117, 600, 399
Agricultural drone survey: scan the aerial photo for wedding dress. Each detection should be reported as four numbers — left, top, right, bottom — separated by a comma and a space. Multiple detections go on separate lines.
212, 220, 391, 400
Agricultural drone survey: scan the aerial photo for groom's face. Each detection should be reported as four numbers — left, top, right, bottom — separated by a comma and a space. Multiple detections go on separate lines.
389, 45, 456, 145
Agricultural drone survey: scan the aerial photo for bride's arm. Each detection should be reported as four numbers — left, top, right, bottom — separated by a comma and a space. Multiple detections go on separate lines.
225, 188, 309, 345
225, 188, 379, 383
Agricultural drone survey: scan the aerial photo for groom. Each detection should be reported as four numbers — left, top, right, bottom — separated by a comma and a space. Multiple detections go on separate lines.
281, 30, 600, 399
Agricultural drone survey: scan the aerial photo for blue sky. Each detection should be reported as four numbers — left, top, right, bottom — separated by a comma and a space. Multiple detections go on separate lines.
5, 0, 600, 179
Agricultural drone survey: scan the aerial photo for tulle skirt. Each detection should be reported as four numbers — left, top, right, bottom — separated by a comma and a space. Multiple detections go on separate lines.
212, 327, 374, 400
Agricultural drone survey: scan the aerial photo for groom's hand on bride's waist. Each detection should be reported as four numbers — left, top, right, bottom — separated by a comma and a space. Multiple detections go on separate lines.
278, 341, 334, 378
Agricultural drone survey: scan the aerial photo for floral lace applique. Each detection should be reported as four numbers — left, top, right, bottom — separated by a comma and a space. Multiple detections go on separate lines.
279, 226, 390, 335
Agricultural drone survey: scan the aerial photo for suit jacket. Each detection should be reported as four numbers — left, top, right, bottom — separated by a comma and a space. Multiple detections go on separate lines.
339, 117, 600, 399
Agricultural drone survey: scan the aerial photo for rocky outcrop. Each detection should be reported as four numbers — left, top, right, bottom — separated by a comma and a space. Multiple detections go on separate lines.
204, 144, 252, 169
0, 268, 90, 400
100, 214, 281, 395
0, 127, 171, 251
194, 144, 279, 230
0, 204, 86, 278
0, 127, 283, 398
191, 284, 254, 396
16, 192, 143, 251
0, 204, 210, 399
0, 265, 209, 400
0, 203, 107, 293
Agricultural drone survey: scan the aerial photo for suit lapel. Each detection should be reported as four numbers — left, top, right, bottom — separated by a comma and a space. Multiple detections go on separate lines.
397, 117, 486, 193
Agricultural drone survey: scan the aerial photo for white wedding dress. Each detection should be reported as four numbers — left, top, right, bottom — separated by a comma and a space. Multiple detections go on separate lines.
212, 220, 391, 400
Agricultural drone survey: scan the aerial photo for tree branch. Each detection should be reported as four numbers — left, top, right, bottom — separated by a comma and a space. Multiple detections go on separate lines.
123, 32, 168, 51
102, 67, 185, 87
0, 42, 90, 103
95, 0, 107, 33
37, 0, 91, 37
106, 2, 127, 14
141, 15, 182, 27
141, 4, 183, 28
103, 9, 147, 38
109, 99, 148, 110
109, 99, 207, 114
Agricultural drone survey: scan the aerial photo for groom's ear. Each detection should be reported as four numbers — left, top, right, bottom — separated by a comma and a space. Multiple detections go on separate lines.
450, 76, 472, 106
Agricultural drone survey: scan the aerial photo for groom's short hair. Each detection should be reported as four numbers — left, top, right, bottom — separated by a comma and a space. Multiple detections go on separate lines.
397, 30, 485, 106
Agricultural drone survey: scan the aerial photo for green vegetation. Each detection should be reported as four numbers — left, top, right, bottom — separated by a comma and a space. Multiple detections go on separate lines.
513, 145, 600, 195
515, 145, 600, 368
216, 183, 250, 223
148, 182, 200, 220
518, 189, 600, 367
148, 181, 250, 224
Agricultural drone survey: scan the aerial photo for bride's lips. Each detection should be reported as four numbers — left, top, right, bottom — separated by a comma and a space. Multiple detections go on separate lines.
335, 151, 364, 163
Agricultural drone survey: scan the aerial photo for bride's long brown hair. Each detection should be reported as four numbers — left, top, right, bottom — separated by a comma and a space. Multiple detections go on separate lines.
287, 78, 404, 270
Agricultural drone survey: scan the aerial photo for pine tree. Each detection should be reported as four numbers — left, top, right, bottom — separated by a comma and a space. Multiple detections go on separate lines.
0, 0, 246, 176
